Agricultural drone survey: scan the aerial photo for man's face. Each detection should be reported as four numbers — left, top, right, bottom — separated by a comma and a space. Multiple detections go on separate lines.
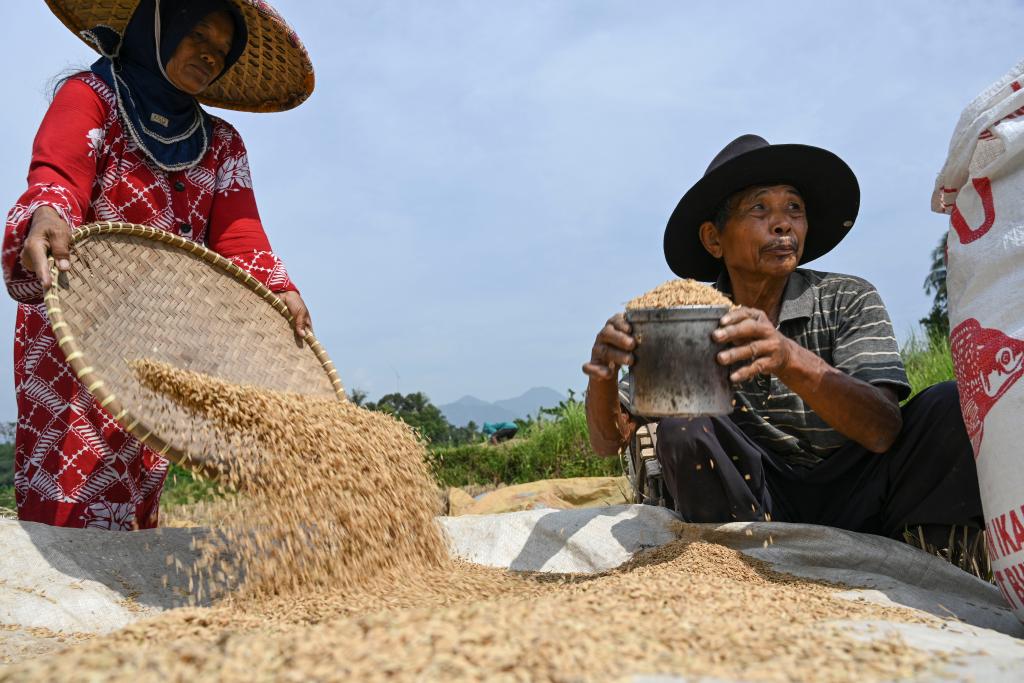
700, 184, 807, 280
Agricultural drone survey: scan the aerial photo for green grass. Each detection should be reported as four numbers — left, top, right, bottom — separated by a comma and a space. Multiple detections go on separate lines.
428, 400, 619, 488
0, 442, 13, 512
901, 332, 956, 399
160, 463, 225, 508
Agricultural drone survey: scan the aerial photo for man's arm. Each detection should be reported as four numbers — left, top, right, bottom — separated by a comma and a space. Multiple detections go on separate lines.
714, 307, 902, 453
585, 376, 636, 456
772, 342, 901, 453
583, 313, 638, 457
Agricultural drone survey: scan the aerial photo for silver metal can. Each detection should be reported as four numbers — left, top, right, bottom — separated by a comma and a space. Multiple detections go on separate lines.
624, 305, 732, 417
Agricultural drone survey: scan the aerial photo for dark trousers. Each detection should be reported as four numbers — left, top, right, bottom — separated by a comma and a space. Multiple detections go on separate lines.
655, 381, 983, 541
490, 428, 518, 444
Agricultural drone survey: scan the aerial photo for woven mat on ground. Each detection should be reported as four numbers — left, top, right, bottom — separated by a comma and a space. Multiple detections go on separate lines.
2, 508, 1022, 678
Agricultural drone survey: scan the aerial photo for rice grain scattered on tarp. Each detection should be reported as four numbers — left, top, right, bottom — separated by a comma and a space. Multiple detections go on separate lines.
0, 362, 949, 682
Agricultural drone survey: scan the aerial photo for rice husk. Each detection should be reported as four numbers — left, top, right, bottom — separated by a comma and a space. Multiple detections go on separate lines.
127, 359, 449, 601
0, 362, 951, 682
626, 278, 733, 310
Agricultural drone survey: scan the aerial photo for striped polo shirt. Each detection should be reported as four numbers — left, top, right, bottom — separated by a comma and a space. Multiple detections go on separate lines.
622, 268, 911, 468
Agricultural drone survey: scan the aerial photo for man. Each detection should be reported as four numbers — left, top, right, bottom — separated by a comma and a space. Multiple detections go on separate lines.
583, 135, 983, 554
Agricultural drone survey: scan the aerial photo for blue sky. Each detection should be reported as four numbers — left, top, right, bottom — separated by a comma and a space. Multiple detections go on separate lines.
2, 1, 1023, 422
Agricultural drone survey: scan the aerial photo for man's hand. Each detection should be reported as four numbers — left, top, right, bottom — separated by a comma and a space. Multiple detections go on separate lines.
714, 306, 902, 453
20, 206, 71, 290
582, 313, 636, 382
278, 290, 312, 341
712, 306, 794, 383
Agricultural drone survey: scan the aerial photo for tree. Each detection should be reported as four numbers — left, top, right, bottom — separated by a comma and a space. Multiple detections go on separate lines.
348, 388, 368, 407
366, 391, 451, 444
448, 420, 482, 446
920, 234, 949, 339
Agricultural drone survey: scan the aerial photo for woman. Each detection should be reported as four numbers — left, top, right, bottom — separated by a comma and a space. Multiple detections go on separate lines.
2, 0, 316, 530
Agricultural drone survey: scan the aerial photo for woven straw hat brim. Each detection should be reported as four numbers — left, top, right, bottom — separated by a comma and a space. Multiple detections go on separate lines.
663, 144, 860, 281
45, 0, 314, 113
45, 222, 344, 479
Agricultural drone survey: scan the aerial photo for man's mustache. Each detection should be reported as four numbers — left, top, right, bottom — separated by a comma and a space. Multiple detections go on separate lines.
763, 238, 799, 252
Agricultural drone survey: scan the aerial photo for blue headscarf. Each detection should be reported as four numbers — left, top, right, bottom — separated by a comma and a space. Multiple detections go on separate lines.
86, 0, 248, 172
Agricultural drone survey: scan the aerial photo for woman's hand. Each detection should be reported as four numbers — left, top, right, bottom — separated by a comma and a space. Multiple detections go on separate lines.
712, 306, 794, 383
277, 290, 312, 341
582, 312, 636, 382
21, 206, 71, 289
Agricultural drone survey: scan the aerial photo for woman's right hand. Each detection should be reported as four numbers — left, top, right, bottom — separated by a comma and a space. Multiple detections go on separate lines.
21, 206, 72, 289
582, 312, 637, 382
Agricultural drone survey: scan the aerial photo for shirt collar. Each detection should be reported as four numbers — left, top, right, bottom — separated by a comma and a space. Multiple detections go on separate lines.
714, 269, 814, 323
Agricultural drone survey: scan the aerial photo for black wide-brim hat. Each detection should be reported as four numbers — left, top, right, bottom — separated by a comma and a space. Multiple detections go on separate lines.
663, 134, 860, 281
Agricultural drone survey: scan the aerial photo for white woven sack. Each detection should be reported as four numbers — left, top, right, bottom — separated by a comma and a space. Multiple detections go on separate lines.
934, 59, 1024, 623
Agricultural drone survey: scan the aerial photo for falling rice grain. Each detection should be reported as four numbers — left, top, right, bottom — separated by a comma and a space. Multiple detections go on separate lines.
0, 362, 954, 682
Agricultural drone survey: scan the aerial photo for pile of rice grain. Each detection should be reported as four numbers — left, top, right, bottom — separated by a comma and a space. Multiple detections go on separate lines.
130, 359, 450, 601
626, 277, 733, 309
0, 363, 948, 682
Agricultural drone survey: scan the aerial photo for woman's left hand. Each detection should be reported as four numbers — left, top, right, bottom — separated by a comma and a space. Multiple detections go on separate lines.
277, 290, 312, 341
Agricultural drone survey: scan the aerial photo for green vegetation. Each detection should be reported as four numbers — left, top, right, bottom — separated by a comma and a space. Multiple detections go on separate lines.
426, 329, 961, 490
0, 395, 616, 512
901, 331, 956, 399
351, 389, 482, 446
920, 235, 949, 340
428, 397, 619, 488
161, 463, 224, 508
0, 441, 14, 513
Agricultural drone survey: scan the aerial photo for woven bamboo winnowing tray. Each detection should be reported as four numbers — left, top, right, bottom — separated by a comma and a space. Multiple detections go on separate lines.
45, 222, 345, 474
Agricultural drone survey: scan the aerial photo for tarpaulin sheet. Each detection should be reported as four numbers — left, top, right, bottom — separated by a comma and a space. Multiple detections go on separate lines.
2, 506, 1023, 679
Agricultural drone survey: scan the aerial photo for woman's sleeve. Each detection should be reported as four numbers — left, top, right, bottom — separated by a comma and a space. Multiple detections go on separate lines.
3, 78, 104, 303
205, 125, 298, 294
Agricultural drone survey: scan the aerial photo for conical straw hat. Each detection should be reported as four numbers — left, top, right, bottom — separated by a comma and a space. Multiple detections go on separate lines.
44, 0, 315, 113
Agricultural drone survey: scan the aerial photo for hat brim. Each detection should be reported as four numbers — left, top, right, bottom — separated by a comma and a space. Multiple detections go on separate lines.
45, 0, 314, 113
663, 144, 860, 281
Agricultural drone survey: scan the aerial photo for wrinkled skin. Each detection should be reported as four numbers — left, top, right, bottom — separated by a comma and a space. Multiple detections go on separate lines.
164, 10, 234, 95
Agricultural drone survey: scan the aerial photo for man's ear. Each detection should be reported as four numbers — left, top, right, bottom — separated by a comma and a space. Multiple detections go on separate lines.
699, 221, 723, 258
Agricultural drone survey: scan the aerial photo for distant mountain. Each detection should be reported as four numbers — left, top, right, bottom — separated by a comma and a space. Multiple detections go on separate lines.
438, 396, 517, 428
440, 387, 566, 427
493, 387, 567, 420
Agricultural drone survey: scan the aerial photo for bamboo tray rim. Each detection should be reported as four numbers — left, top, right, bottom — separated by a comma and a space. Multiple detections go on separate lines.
44, 221, 344, 466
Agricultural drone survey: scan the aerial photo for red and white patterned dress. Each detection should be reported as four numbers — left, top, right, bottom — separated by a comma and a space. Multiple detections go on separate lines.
2, 73, 297, 530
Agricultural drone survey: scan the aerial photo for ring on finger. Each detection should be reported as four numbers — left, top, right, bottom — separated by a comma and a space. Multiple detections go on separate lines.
749, 342, 758, 361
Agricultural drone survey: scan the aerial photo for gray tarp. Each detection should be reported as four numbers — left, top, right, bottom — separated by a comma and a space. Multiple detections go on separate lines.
2, 506, 1023, 679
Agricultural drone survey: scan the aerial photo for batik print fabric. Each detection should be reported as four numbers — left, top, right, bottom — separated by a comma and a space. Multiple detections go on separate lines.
2, 73, 297, 530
